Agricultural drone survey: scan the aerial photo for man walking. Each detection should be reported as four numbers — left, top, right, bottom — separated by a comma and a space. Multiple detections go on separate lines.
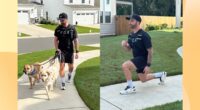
120, 14, 167, 95
54, 13, 79, 90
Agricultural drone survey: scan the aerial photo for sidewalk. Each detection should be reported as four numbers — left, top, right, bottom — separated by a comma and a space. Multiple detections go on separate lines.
18, 50, 100, 110
18, 24, 100, 39
100, 75, 182, 110
18, 24, 53, 37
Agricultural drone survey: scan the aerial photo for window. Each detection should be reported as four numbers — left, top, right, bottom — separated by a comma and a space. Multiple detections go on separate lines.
69, 0, 73, 3
106, 0, 110, 4
105, 11, 111, 23
100, 11, 103, 23
86, 13, 89, 15
77, 13, 80, 15
18, 10, 21, 13
81, 13, 85, 15
82, 0, 85, 3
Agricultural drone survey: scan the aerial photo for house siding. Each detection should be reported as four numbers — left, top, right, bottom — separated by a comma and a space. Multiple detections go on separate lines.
100, 0, 116, 36
43, 0, 73, 24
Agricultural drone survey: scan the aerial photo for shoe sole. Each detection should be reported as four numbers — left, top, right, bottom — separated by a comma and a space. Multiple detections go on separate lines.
120, 89, 136, 95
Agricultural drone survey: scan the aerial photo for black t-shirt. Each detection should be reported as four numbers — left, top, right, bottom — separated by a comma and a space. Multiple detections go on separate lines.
128, 29, 152, 58
54, 24, 77, 52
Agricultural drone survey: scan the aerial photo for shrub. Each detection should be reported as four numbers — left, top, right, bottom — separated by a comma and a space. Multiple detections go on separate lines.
145, 24, 160, 31
160, 23, 168, 29
39, 18, 58, 25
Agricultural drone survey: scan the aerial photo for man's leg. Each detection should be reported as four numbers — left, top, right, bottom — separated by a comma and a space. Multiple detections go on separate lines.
67, 63, 74, 81
120, 60, 136, 95
137, 73, 155, 83
122, 60, 136, 87
60, 62, 66, 90
138, 72, 167, 83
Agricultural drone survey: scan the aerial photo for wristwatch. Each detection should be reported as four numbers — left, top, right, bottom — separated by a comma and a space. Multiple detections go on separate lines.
75, 50, 79, 53
147, 63, 151, 67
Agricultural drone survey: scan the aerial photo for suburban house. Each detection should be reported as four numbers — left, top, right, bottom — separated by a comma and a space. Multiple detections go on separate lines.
18, 0, 44, 24
42, 0, 100, 25
100, 0, 133, 36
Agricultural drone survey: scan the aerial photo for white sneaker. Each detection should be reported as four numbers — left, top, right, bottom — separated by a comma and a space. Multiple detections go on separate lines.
60, 82, 66, 90
159, 71, 167, 85
120, 86, 136, 95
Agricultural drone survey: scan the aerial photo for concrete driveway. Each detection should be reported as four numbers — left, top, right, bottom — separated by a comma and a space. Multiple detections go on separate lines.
18, 24, 53, 37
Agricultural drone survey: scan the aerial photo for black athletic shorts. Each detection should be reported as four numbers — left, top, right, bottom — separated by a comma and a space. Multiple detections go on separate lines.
58, 50, 74, 64
131, 56, 147, 73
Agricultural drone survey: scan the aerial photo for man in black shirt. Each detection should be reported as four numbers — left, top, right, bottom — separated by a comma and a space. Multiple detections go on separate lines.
120, 14, 167, 95
54, 13, 79, 90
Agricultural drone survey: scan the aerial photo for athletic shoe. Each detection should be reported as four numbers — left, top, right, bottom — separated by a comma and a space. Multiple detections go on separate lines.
120, 86, 136, 95
60, 82, 66, 90
159, 71, 167, 85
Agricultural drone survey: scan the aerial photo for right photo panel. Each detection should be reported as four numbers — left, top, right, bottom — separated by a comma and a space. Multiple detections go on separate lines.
100, 0, 183, 110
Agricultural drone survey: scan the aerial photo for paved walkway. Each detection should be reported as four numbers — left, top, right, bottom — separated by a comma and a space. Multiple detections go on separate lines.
18, 24, 99, 38
18, 24, 53, 37
18, 50, 100, 110
100, 75, 182, 110
177, 46, 183, 58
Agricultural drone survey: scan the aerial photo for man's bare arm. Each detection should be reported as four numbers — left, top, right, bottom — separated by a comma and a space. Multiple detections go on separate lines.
147, 48, 153, 65
74, 38, 79, 52
54, 36, 59, 50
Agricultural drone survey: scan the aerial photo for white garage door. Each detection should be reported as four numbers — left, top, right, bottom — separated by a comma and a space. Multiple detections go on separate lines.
74, 13, 94, 25
18, 10, 29, 24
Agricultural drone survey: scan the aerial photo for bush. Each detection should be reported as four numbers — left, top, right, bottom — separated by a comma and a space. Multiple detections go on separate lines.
145, 24, 160, 31
160, 23, 168, 29
145, 23, 168, 31
39, 19, 58, 25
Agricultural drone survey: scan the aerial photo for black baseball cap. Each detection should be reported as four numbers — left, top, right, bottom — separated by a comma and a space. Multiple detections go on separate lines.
58, 13, 68, 20
126, 14, 142, 23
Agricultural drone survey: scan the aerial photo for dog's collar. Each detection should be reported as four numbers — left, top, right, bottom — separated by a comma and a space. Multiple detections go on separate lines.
28, 67, 37, 76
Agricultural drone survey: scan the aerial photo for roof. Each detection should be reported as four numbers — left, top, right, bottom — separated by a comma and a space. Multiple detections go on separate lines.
65, 5, 99, 10
18, 0, 43, 5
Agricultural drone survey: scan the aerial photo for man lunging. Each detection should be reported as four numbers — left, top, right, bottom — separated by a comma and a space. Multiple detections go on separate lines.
54, 13, 79, 90
120, 14, 167, 95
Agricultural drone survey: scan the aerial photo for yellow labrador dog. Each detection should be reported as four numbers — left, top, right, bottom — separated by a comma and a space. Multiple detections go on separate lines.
40, 67, 58, 100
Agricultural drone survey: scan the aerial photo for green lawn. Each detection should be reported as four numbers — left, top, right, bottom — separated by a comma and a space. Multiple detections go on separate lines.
74, 57, 99, 110
18, 45, 99, 78
18, 32, 30, 37
100, 30, 182, 86
38, 24, 100, 34
143, 101, 182, 110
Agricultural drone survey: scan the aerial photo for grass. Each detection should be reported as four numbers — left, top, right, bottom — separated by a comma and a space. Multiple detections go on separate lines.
100, 30, 182, 86
143, 100, 182, 110
74, 57, 99, 110
38, 24, 100, 34
18, 45, 99, 78
18, 32, 30, 37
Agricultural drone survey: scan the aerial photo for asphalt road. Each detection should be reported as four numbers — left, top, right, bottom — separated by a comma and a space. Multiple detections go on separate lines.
18, 33, 100, 54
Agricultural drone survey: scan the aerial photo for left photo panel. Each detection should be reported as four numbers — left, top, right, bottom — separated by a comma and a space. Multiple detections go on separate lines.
18, 0, 100, 110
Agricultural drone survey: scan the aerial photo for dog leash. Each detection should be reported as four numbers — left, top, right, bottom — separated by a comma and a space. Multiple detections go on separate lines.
39, 51, 61, 66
